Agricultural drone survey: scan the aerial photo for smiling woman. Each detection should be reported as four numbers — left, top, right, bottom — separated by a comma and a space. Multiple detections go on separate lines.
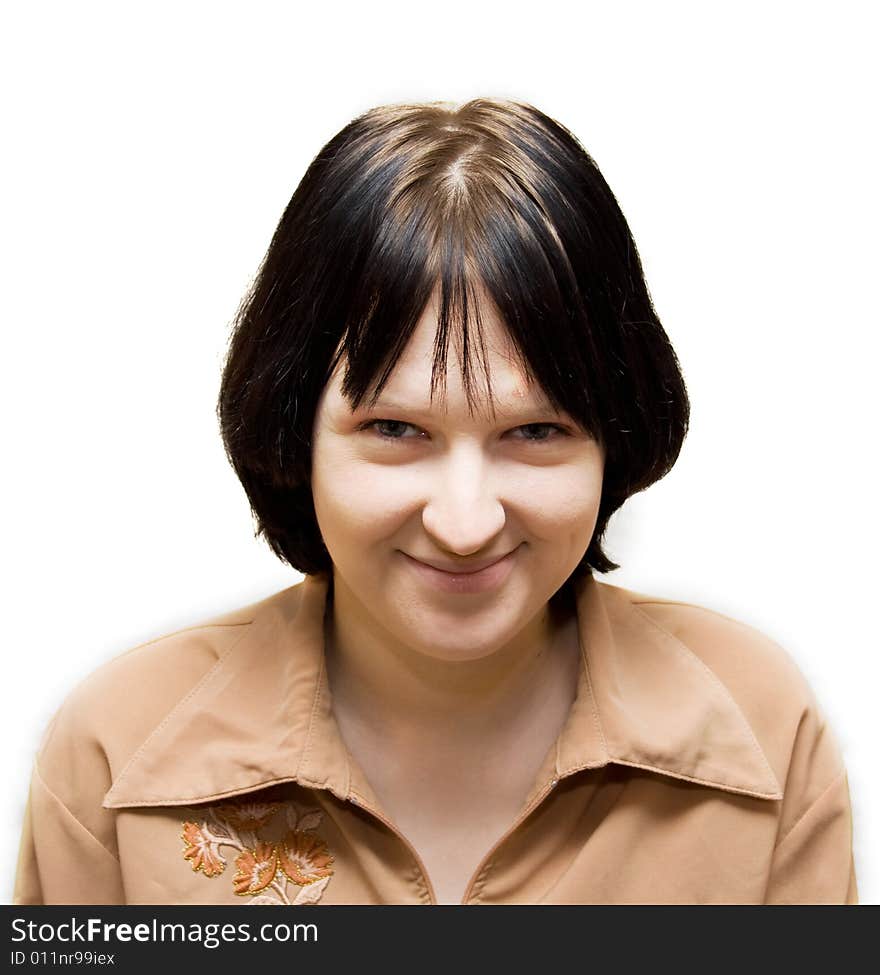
309, 282, 605, 661
13, 97, 857, 905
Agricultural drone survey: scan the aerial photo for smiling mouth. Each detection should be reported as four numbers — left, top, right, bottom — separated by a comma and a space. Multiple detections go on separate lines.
405, 547, 519, 575
400, 547, 520, 595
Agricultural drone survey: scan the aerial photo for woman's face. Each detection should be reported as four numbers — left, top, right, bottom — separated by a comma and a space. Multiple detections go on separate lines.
310, 291, 605, 663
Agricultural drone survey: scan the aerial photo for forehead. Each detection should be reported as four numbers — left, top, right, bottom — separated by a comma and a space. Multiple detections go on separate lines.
323, 288, 554, 417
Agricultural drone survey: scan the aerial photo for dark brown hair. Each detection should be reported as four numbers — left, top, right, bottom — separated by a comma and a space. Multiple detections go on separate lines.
217, 97, 690, 581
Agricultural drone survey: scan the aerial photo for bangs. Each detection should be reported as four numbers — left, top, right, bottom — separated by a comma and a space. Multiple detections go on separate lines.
322, 123, 609, 442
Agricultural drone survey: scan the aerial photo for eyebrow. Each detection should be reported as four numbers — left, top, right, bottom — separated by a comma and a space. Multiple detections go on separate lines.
367, 398, 563, 417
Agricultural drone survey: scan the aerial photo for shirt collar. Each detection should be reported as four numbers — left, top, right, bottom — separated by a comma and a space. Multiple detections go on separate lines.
103, 571, 782, 811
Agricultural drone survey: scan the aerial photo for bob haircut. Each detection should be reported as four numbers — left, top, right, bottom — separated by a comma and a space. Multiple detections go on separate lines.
217, 97, 690, 581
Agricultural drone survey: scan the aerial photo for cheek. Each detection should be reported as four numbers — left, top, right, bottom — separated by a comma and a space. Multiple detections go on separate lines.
311, 446, 415, 539
512, 463, 603, 535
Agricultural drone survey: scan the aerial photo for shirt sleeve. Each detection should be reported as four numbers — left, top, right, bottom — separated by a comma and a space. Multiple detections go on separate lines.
763, 766, 857, 904
13, 761, 126, 905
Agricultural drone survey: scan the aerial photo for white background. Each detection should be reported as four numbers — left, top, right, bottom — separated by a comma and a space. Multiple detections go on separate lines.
2, 0, 877, 903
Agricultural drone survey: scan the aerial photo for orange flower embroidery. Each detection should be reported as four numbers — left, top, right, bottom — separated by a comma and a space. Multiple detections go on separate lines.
180, 798, 335, 905
214, 801, 280, 832
181, 821, 226, 877
233, 841, 278, 895
278, 831, 335, 886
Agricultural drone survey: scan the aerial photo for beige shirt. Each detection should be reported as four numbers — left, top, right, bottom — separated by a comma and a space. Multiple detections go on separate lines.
13, 572, 858, 905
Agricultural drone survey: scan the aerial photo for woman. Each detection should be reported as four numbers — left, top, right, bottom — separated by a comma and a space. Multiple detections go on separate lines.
13, 98, 857, 905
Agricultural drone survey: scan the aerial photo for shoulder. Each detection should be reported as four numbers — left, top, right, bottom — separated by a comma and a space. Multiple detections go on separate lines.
605, 582, 846, 789
32, 587, 297, 815
621, 586, 812, 704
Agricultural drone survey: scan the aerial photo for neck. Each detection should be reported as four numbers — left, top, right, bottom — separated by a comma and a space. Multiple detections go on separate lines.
322, 572, 581, 758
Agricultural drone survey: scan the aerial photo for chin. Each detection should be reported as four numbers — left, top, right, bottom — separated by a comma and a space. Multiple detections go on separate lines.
405, 636, 509, 664
391, 598, 529, 660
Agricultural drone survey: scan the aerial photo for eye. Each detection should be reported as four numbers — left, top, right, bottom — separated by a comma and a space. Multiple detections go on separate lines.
510, 423, 568, 443
360, 419, 422, 440
358, 420, 568, 443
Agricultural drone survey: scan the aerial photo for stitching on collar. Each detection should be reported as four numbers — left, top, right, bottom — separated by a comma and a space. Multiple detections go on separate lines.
557, 618, 609, 778
628, 600, 781, 793
104, 623, 255, 805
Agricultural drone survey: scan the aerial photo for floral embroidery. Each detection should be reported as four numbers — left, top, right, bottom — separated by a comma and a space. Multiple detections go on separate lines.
180, 797, 335, 905
181, 821, 227, 877
214, 801, 280, 832
233, 841, 278, 895
278, 831, 335, 886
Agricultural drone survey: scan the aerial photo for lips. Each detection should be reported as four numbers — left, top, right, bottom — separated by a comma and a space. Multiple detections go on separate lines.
406, 549, 516, 575
402, 546, 519, 595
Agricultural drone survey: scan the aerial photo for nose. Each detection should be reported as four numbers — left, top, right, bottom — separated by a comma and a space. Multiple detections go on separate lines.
420, 447, 507, 556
